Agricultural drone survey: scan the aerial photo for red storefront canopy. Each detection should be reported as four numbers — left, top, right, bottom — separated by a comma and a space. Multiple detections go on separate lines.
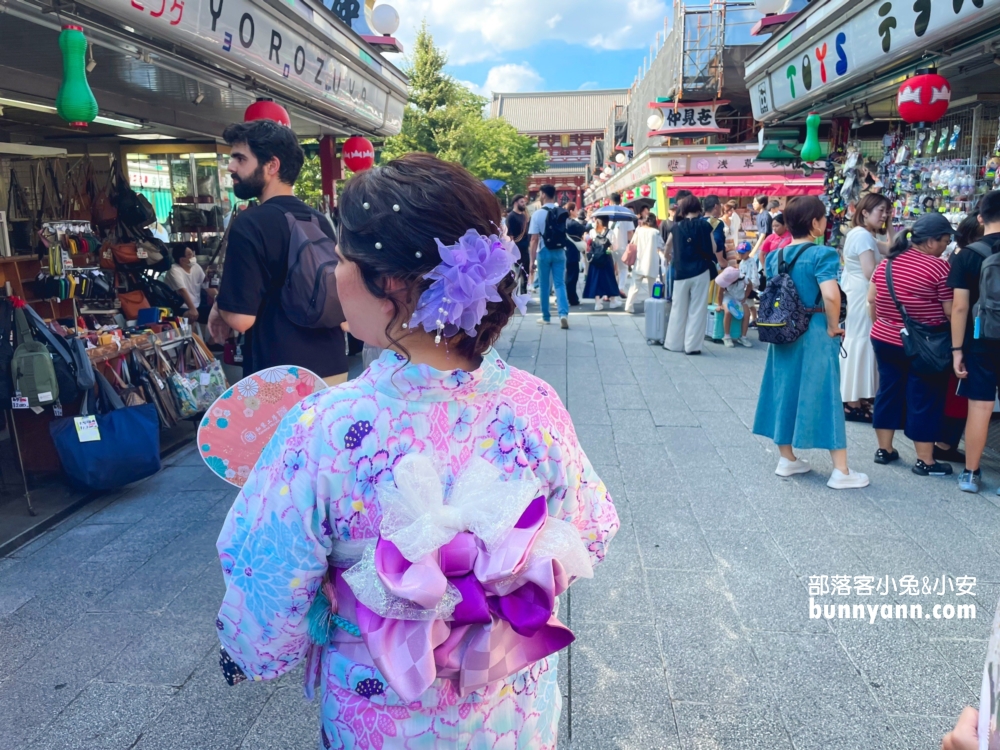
666, 175, 825, 198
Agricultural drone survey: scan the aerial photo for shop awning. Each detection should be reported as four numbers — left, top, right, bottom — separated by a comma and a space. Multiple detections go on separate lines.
665, 175, 824, 198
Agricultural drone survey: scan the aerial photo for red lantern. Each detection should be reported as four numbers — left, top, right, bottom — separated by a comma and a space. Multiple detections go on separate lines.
244, 98, 291, 127
640, 184, 651, 197
897, 69, 951, 125
342, 135, 375, 172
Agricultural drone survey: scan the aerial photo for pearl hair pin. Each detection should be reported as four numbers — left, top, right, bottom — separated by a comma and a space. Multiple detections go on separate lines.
415, 251, 422, 258
375, 242, 382, 249
362, 202, 370, 210
392, 204, 401, 212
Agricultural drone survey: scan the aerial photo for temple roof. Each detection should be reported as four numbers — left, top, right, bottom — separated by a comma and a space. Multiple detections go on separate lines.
489, 90, 629, 134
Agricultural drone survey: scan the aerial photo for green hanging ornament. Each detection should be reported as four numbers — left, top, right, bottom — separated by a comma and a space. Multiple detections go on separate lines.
800, 111, 822, 163
56, 25, 98, 128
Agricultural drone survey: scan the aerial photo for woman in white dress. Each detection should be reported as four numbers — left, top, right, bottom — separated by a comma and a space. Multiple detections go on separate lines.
841, 193, 894, 421
625, 214, 664, 313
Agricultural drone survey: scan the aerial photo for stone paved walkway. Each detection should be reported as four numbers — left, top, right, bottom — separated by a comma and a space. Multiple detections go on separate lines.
1, 308, 997, 749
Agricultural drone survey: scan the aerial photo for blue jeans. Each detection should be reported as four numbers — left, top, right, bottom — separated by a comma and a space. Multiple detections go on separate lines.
537, 248, 569, 320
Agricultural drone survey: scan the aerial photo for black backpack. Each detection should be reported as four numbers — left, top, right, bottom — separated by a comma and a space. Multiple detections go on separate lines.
541, 207, 570, 250
588, 231, 611, 262
756, 244, 822, 345
280, 211, 346, 329
969, 239, 1000, 340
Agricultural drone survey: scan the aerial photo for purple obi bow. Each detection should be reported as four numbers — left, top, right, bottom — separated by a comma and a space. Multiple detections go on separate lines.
342, 455, 593, 703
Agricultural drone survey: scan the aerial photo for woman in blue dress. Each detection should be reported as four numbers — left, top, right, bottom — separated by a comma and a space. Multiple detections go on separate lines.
752, 196, 870, 490
583, 216, 621, 311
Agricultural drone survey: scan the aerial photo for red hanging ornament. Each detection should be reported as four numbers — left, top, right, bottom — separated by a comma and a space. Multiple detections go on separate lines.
640, 184, 651, 197
342, 135, 375, 172
897, 68, 951, 125
244, 98, 291, 127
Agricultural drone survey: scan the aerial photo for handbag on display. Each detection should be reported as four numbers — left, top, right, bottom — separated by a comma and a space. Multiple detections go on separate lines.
160, 343, 200, 418
178, 336, 227, 410
49, 370, 160, 491
105, 361, 146, 407
111, 241, 141, 265
134, 349, 179, 428
91, 167, 118, 229
117, 289, 151, 321
171, 204, 206, 230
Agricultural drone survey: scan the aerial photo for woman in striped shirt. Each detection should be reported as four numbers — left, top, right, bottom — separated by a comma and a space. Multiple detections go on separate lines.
866, 213, 955, 475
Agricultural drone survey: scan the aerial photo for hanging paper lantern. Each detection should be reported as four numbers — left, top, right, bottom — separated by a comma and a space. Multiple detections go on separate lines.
640, 184, 651, 197
800, 112, 822, 163
244, 98, 291, 127
342, 135, 376, 172
56, 26, 98, 128
897, 68, 951, 125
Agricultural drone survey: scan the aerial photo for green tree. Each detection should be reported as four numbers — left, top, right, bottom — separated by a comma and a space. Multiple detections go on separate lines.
381, 22, 546, 197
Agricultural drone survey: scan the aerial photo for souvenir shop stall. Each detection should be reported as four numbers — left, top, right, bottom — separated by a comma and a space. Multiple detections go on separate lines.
0, 0, 407, 529
743, 0, 1000, 243
0, 156, 229, 512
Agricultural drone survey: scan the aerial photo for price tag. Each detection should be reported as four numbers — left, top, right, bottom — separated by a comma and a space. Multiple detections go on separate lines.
74, 415, 101, 442
199, 371, 211, 386
136, 248, 148, 259
11, 397, 29, 409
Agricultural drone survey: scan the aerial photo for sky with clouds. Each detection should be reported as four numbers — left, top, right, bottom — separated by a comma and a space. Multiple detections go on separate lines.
385, 0, 673, 96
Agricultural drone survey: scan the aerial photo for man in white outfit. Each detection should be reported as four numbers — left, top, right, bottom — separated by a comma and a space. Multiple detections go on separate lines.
608, 191, 634, 307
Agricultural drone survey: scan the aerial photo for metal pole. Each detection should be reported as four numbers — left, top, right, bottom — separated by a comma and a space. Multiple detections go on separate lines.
971, 104, 984, 168
8, 411, 34, 515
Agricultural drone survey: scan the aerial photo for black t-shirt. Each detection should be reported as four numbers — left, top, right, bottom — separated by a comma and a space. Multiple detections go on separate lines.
671, 218, 716, 281
217, 195, 347, 378
506, 211, 529, 250
947, 232, 1000, 344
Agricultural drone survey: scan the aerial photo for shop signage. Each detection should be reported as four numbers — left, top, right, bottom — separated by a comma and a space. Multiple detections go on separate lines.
79, 0, 390, 126
748, 0, 1000, 121
129, 170, 171, 190
648, 101, 728, 136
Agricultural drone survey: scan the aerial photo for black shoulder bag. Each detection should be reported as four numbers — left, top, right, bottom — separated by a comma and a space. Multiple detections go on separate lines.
884, 259, 951, 373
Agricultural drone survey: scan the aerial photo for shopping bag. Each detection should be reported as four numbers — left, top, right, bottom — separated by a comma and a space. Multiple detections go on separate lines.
49, 371, 160, 491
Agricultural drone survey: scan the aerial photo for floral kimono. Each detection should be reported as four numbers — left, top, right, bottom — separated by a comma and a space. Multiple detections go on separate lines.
216, 348, 619, 749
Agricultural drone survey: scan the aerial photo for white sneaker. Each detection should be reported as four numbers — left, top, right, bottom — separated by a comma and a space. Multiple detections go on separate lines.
827, 468, 870, 489
560, 317, 569, 329
738, 337, 753, 348
609, 298, 622, 309
594, 300, 604, 311
536, 318, 549, 325
723, 337, 734, 348
775, 457, 811, 477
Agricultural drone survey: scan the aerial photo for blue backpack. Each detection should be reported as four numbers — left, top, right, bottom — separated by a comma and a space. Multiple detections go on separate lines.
756, 245, 822, 345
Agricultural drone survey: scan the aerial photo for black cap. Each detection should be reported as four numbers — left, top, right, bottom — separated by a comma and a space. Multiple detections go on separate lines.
910, 213, 954, 244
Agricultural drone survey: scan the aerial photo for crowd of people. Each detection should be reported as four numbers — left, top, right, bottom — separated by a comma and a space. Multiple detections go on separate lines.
509, 182, 1000, 498
748, 189, 1000, 496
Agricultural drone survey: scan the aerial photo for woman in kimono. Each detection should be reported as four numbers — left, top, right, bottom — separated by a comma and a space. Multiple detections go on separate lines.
215, 153, 620, 749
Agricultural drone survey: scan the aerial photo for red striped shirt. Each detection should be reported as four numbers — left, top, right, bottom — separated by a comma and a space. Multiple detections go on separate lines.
870, 249, 953, 346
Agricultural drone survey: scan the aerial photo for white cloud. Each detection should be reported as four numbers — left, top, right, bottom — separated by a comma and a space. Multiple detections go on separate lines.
458, 63, 543, 98
578, 81, 600, 90
388, 0, 669, 67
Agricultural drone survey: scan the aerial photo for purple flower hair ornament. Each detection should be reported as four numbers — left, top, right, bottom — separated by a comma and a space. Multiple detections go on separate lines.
410, 229, 529, 344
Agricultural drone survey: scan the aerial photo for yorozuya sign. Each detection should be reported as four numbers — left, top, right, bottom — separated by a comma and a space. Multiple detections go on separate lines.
77, 0, 398, 128
747, 0, 1000, 121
